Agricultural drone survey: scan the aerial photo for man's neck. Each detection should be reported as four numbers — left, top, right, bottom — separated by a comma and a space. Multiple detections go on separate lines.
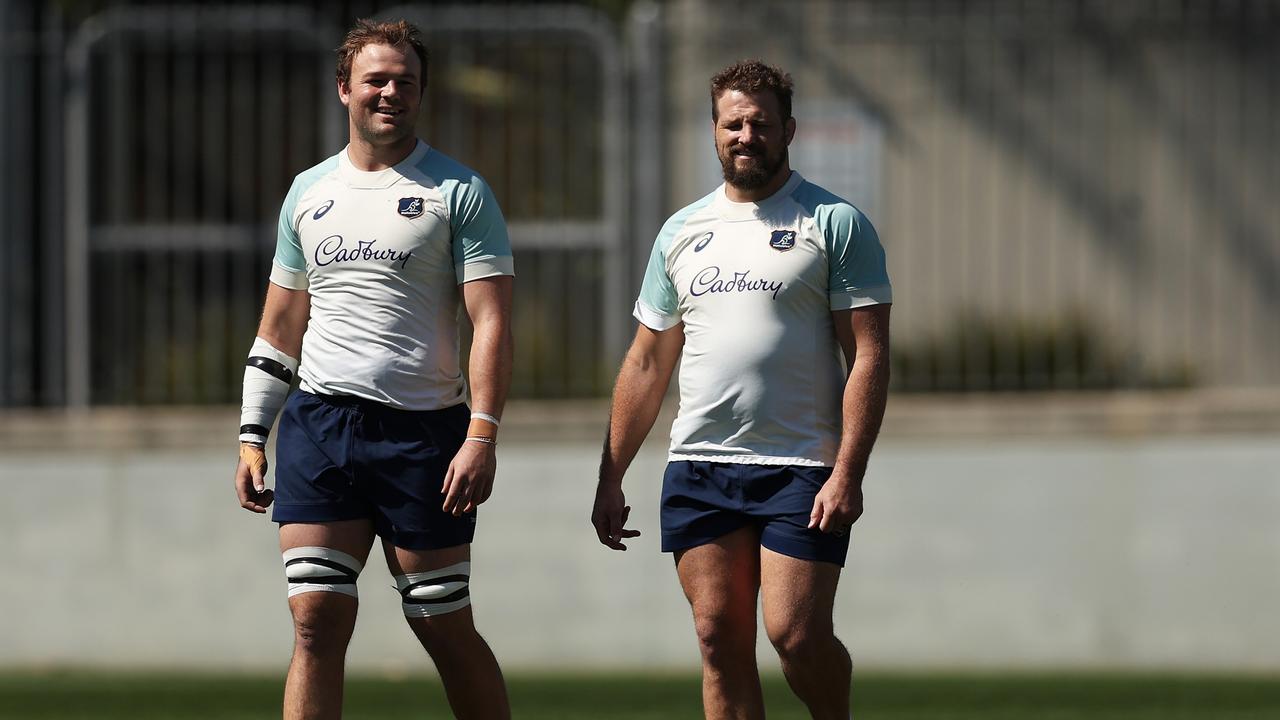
724, 166, 792, 203
346, 135, 418, 171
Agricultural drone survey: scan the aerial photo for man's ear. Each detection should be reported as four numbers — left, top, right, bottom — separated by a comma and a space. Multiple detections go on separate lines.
785, 117, 797, 145
337, 80, 351, 107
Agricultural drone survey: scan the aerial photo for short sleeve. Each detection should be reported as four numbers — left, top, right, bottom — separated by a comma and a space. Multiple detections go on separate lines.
634, 234, 681, 330
821, 204, 892, 310
271, 178, 309, 290
448, 175, 514, 284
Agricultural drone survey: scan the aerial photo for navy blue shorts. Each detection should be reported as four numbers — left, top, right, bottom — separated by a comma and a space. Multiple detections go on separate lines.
272, 390, 476, 550
660, 461, 849, 566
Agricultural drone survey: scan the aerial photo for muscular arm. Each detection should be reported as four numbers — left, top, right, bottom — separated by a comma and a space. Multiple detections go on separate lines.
257, 282, 311, 357
440, 275, 513, 516
809, 304, 891, 532
592, 322, 685, 549
461, 275, 514, 424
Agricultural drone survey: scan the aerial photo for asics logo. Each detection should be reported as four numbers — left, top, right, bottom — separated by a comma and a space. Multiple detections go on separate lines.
313, 200, 335, 220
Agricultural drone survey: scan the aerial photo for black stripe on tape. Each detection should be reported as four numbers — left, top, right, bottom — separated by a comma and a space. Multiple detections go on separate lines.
246, 356, 294, 384
285, 557, 358, 581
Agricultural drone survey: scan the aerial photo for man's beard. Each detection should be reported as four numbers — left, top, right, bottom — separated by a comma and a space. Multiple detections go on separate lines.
355, 111, 415, 147
719, 144, 787, 190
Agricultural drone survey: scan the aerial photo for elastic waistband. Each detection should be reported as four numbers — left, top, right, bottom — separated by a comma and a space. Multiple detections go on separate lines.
303, 390, 466, 418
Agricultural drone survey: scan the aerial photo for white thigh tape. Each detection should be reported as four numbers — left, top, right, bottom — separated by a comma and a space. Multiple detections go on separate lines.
283, 546, 363, 598
394, 561, 472, 617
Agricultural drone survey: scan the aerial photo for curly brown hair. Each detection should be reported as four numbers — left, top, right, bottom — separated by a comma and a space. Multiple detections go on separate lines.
336, 19, 428, 89
710, 60, 794, 121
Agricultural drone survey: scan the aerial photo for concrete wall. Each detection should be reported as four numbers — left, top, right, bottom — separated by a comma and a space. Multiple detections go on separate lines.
2, 399, 1278, 672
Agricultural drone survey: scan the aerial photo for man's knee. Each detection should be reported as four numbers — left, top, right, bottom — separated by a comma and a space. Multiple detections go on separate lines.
407, 611, 484, 659
766, 617, 838, 666
290, 598, 357, 657
692, 606, 755, 664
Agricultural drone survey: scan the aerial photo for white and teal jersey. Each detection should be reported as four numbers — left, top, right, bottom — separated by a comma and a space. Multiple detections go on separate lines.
635, 172, 891, 466
271, 140, 513, 410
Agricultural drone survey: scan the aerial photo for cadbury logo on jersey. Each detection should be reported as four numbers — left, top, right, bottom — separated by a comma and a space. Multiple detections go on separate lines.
315, 235, 413, 269
398, 197, 425, 218
769, 230, 797, 251
691, 266, 784, 300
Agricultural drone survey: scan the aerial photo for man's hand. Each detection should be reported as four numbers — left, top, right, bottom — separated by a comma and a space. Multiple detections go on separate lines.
442, 440, 497, 516
592, 481, 641, 550
235, 443, 274, 513
808, 473, 864, 536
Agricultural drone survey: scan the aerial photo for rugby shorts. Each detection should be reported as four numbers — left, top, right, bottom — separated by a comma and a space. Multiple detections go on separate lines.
272, 390, 476, 549
660, 460, 850, 566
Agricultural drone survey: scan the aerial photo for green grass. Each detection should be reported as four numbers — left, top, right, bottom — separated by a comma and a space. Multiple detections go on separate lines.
2, 671, 1279, 719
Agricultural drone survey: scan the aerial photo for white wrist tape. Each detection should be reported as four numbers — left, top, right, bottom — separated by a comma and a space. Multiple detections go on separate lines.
470, 411, 500, 426
240, 337, 299, 445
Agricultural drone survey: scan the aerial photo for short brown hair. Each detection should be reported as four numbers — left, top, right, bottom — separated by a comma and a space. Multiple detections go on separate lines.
336, 19, 428, 88
710, 60, 793, 121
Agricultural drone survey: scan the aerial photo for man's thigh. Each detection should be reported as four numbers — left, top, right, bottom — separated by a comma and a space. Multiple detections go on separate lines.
759, 547, 841, 637
280, 519, 377, 559
675, 525, 763, 621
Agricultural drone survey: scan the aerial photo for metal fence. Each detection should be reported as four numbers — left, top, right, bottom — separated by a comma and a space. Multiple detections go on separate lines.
664, 0, 1280, 393
1, 0, 1278, 406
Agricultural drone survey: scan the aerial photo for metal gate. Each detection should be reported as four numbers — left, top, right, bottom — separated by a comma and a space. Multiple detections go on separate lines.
62, 3, 629, 406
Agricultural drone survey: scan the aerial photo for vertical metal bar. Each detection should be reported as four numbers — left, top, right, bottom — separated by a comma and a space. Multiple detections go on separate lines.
0, 0, 14, 405
1208, 9, 1229, 386
926, 4, 945, 391
504, 40, 537, 396
167, 13, 197, 403
229, 28, 256, 374
63, 6, 89, 407
540, 42, 567, 395
626, 0, 664, 328
566, 39, 600, 396
534, 35, 555, 396
142, 20, 170, 404
203, 21, 230, 401
1044, 13, 1062, 390
1268, 15, 1279, 387
106, 34, 133, 403
599, 13, 628, 379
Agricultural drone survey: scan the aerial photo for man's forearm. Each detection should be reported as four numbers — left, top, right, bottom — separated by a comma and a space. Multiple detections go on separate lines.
599, 355, 670, 486
467, 316, 513, 419
832, 352, 890, 482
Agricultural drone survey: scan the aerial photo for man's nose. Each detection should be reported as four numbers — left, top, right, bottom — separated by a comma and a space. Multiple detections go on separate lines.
738, 123, 756, 144
381, 81, 400, 97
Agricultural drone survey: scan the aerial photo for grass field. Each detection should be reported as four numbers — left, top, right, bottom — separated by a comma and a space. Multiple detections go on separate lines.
4, 671, 1280, 719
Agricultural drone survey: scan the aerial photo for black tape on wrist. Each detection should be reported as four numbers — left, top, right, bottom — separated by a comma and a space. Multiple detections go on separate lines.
240, 423, 270, 439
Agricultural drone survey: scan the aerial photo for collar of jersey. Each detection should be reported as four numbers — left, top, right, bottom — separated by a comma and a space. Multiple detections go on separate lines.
713, 171, 804, 222
337, 140, 430, 189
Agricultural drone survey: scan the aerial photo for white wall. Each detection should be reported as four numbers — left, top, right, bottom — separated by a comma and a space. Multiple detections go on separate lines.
2, 407, 1278, 672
